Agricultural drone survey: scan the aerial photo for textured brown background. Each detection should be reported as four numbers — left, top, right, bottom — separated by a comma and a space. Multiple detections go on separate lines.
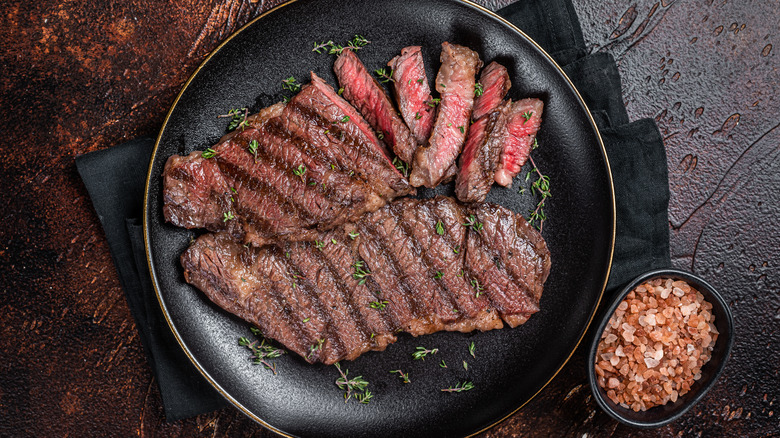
1, 0, 778, 436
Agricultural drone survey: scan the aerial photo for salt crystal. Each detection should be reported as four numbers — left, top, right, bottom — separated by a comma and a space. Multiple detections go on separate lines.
654, 348, 664, 361
646, 314, 657, 326
605, 333, 618, 344
673, 287, 685, 297
608, 377, 620, 389
623, 331, 634, 343
671, 390, 678, 402
644, 357, 660, 368
615, 345, 625, 357
610, 355, 620, 367
660, 287, 671, 299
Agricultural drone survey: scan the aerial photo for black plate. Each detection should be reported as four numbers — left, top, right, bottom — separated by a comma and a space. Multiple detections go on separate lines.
144, 0, 615, 436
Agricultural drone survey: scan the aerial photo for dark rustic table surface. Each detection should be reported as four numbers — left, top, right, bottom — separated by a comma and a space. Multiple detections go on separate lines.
2, 0, 778, 436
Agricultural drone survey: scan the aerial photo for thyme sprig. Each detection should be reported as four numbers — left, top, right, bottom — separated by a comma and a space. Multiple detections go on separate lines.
470, 278, 484, 298
522, 111, 534, 123
462, 215, 483, 232
308, 338, 325, 360
352, 260, 371, 285
313, 35, 371, 54
247, 139, 259, 161
426, 97, 441, 107
219, 108, 249, 131
348, 230, 360, 240
526, 155, 551, 232
442, 381, 475, 393
412, 346, 439, 360
334, 362, 372, 403
282, 76, 302, 92
223, 211, 235, 222
369, 300, 389, 310
469, 341, 476, 358
474, 82, 484, 97
374, 67, 394, 83
435, 220, 445, 235
390, 369, 411, 384
392, 157, 409, 177
202, 148, 218, 159
238, 328, 285, 375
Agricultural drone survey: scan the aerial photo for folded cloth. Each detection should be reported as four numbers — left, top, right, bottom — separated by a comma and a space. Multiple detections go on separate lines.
75, 0, 670, 421
75, 139, 229, 421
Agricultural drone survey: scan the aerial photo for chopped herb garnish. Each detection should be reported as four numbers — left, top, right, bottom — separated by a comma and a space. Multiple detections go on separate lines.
453, 245, 460, 255
463, 360, 469, 370
469, 341, 476, 358
532, 137, 539, 150
458, 125, 465, 134
348, 230, 360, 240
202, 148, 218, 159
331, 238, 338, 244
392, 157, 409, 177
470, 278, 484, 297
303, 317, 311, 323
282, 76, 302, 92
374, 67, 394, 83
474, 82, 484, 97
390, 369, 411, 384
293, 164, 307, 179
412, 346, 439, 361
442, 381, 475, 393
416, 78, 424, 84
414, 111, 422, 120
340, 115, 350, 123
337, 87, 345, 95
426, 97, 441, 107
308, 338, 325, 360
462, 215, 483, 232
223, 211, 235, 222
247, 139, 259, 160
522, 111, 533, 122
435, 220, 445, 235
314, 240, 325, 251
439, 359, 448, 368
353, 260, 371, 285
434, 271, 444, 279
334, 362, 372, 403
369, 300, 389, 310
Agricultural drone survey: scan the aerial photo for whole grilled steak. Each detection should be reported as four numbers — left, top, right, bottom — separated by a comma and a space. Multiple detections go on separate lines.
181, 196, 551, 365
409, 42, 481, 188
494, 98, 544, 187
471, 61, 511, 121
163, 73, 413, 246
388, 46, 436, 146
334, 50, 417, 164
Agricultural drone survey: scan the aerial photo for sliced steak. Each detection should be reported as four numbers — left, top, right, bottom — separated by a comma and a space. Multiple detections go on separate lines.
181, 197, 549, 364
388, 46, 436, 146
163, 74, 413, 245
410, 42, 482, 188
464, 202, 551, 327
454, 101, 511, 203
334, 50, 417, 164
494, 98, 544, 188
472, 61, 511, 121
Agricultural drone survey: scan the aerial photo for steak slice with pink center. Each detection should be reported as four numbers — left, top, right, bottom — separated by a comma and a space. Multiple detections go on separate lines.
334, 50, 417, 164
388, 46, 436, 147
409, 42, 481, 188
494, 98, 544, 188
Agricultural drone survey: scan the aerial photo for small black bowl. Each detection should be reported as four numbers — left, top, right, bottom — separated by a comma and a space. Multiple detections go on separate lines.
587, 268, 735, 428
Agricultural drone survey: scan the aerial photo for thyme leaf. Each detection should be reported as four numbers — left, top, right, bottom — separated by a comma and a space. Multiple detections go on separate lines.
412, 346, 439, 361
442, 381, 475, 393
474, 82, 484, 97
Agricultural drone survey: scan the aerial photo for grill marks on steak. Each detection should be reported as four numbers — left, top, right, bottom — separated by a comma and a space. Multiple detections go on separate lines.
163, 72, 413, 245
334, 50, 417, 164
410, 42, 482, 188
388, 46, 436, 147
181, 197, 549, 364
494, 98, 544, 188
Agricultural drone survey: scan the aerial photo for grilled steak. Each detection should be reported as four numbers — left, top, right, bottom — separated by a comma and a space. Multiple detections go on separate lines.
455, 101, 511, 203
163, 72, 413, 246
334, 50, 417, 164
472, 61, 511, 121
494, 98, 544, 188
181, 196, 551, 364
388, 46, 436, 146
410, 42, 482, 188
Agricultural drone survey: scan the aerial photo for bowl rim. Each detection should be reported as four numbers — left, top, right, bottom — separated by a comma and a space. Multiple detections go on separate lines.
587, 267, 735, 428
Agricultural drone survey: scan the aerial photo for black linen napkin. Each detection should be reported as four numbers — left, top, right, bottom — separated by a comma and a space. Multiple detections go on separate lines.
75, 139, 229, 420
76, 0, 670, 421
